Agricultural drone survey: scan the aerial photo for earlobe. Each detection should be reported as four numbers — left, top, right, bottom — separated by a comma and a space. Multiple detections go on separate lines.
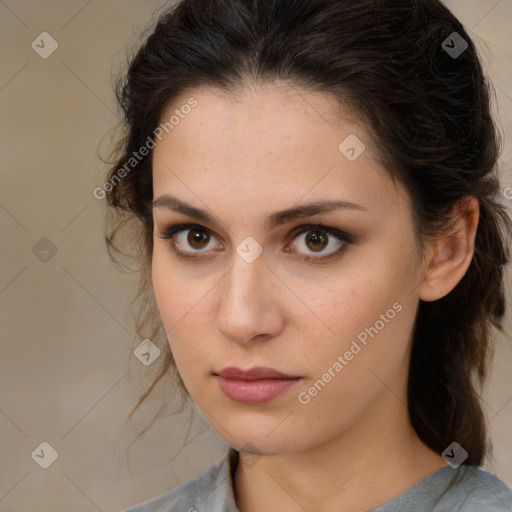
418, 197, 479, 302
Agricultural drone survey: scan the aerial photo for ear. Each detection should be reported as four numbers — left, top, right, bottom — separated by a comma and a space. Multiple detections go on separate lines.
418, 196, 479, 302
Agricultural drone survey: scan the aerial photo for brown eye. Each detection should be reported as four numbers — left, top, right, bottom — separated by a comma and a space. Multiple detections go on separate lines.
157, 223, 223, 254
304, 230, 329, 252
187, 228, 210, 249
289, 226, 347, 259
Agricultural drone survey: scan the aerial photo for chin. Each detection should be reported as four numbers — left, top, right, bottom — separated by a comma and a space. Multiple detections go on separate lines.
211, 416, 307, 456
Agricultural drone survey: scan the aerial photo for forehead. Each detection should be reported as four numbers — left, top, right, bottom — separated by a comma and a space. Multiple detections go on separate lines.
151, 84, 406, 225
157, 83, 363, 153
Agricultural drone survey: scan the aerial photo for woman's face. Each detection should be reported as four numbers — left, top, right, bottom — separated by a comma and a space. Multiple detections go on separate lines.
151, 84, 425, 455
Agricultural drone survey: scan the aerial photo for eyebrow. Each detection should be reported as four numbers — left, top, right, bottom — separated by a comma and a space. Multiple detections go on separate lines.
152, 194, 368, 231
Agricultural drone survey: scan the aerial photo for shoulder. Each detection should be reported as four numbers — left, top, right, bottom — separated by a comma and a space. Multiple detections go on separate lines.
371, 464, 512, 512
122, 449, 239, 512
446, 466, 512, 511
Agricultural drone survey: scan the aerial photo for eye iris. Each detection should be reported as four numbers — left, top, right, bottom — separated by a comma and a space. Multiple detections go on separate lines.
188, 229, 209, 249
305, 230, 328, 252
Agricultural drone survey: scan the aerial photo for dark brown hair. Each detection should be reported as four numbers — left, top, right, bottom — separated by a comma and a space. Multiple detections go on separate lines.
104, 0, 512, 465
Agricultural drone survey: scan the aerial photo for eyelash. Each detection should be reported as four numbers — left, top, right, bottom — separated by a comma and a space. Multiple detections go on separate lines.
157, 223, 352, 263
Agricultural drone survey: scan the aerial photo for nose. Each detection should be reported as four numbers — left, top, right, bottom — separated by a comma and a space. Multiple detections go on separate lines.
214, 253, 285, 346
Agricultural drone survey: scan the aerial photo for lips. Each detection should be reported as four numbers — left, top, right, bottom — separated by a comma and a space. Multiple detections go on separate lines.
213, 366, 302, 404
215, 366, 298, 380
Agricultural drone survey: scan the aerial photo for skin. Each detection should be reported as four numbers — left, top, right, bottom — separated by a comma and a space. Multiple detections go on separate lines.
151, 83, 479, 512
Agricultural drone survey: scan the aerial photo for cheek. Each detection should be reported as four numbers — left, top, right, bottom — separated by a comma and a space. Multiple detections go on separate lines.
151, 248, 216, 370
299, 272, 397, 340
296, 245, 418, 372
298, 284, 393, 371
151, 249, 176, 324
151, 250, 192, 360
151, 247, 204, 325
295, 279, 415, 429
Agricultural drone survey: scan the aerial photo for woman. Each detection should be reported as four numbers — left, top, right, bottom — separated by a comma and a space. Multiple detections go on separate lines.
105, 0, 512, 510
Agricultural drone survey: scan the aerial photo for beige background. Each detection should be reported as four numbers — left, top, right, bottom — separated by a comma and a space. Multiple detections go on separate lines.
0, 1, 511, 510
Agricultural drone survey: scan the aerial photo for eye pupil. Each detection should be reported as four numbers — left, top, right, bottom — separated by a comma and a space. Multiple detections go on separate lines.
305, 230, 328, 252
188, 229, 209, 249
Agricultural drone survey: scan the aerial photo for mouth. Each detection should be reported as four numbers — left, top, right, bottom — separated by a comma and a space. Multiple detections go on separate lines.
213, 366, 302, 404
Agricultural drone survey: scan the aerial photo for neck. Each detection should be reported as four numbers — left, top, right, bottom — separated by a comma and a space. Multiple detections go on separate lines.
234, 390, 447, 512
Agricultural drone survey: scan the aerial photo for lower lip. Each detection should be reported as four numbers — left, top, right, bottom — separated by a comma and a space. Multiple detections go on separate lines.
215, 376, 301, 404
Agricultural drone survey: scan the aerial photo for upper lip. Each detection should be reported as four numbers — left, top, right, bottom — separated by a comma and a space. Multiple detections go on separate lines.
214, 366, 300, 380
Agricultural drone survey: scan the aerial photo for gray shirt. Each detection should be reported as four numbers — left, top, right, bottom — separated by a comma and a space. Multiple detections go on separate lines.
125, 448, 512, 511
